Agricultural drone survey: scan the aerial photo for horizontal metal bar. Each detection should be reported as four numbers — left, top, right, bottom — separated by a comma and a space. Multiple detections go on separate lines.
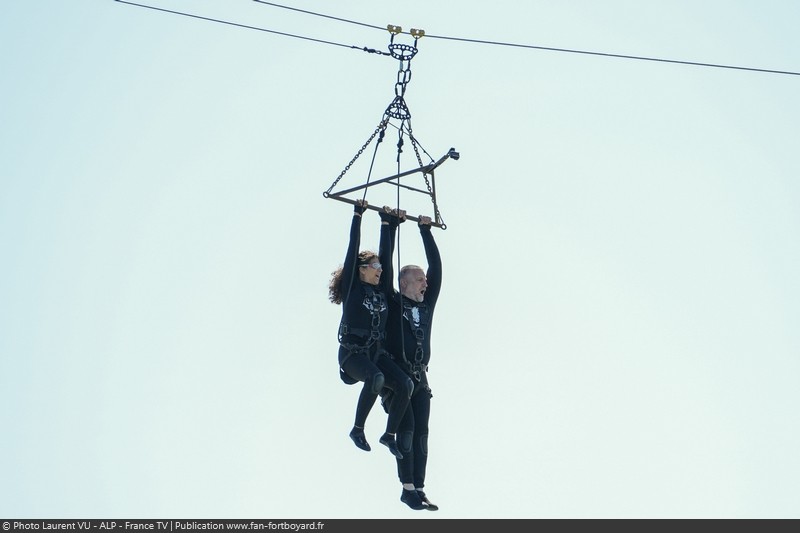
325, 195, 445, 229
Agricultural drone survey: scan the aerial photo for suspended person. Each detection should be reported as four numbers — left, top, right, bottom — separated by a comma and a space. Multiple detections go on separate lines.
328, 199, 414, 459
380, 214, 442, 511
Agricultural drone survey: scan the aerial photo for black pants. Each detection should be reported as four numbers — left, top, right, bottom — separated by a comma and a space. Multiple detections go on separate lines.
341, 347, 413, 434
385, 373, 432, 487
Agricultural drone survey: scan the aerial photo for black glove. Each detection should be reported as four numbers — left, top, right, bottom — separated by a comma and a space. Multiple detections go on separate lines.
379, 210, 394, 223
380, 208, 405, 227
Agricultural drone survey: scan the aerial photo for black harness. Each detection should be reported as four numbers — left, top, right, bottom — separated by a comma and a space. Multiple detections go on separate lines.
401, 297, 429, 381
338, 285, 388, 383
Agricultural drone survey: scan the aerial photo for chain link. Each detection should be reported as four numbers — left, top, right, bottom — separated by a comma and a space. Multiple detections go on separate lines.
324, 120, 388, 196
325, 32, 447, 229
409, 130, 444, 227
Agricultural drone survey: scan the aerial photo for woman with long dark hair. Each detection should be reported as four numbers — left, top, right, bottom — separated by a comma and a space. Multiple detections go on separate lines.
328, 200, 413, 459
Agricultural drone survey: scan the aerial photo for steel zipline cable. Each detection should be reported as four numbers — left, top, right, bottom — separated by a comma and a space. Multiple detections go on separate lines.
252, 0, 800, 77
115, 0, 800, 77
113, 0, 382, 53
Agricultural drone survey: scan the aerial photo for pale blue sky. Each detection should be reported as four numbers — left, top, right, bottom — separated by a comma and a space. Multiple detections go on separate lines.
2, 0, 799, 519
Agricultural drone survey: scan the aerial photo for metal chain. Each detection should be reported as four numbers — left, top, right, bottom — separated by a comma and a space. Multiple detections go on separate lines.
409, 127, 444, 226
326, 29, 447, 229
324, 119, 388, 196
385, 39, 416, 119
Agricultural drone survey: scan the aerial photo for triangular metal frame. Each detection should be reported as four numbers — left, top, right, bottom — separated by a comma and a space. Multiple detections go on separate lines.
322, 26, 459, 229
323, 147, 459, 229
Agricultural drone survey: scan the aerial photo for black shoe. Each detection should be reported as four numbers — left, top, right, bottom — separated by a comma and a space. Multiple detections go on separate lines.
379, 433, 403, 459
400, 488, 426, 510
417, 490, 438, 511
349, 427, 370, 451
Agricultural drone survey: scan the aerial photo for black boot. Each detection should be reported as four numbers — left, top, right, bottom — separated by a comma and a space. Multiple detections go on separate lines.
417, 490, 438, 511
400, 488, 426, 510
379, 433, 403, 459
349, 427, 370, 451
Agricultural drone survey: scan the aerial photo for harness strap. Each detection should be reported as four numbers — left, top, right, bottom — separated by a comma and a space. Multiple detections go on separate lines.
338, 284, 388, 344
402, 299, 428, 381
339, 323, 385, 342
